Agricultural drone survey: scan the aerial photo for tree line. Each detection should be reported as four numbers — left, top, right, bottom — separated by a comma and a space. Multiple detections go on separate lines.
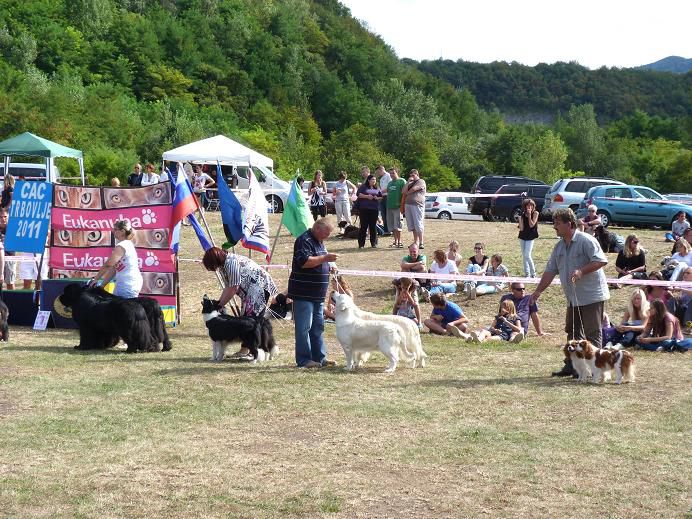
0, 0, 689, 193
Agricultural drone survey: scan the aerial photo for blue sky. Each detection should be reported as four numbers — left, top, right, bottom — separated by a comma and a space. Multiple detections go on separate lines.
340, 0, 692, 69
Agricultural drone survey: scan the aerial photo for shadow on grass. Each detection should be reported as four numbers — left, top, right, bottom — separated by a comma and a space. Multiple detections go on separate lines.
405, 375, 578, 389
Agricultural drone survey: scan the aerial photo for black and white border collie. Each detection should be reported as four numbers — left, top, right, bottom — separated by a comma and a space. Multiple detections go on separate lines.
201, 295, 278, 362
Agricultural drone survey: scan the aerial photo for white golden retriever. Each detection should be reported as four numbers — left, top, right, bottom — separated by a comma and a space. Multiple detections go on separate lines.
333, 293, 415, 373
354, 308, 427, 368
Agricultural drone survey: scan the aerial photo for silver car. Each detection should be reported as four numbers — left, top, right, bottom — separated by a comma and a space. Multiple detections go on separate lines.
425, 192, 471, 220
542, 177, 624, 217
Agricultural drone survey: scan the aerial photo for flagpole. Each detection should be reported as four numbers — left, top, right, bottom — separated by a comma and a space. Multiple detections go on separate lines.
268, 221, 283, 265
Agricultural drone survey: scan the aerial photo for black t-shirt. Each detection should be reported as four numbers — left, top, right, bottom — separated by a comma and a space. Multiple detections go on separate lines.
518, 214, 539, 240
615, 250, 646, 272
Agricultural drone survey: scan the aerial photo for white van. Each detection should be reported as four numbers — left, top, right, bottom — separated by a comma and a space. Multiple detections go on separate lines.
0, 163, 61, 187
210, 164, 290, 213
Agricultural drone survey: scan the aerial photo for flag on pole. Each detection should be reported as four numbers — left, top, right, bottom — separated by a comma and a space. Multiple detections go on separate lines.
281, 178, 313, 237
170, 163, 200, 252
187, 213, 213, 251
240, 167, 270, 260
215, 161, 243, 249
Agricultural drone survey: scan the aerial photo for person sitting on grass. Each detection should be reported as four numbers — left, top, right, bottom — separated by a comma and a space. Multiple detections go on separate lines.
646, 271, 672, 304
422, 248, 459, 300
665, 210, 690, 242
606, 288, 649, 348
467, 253, 508, 300
392, 277, 422, 327
462, 242, 489, 294
324, 275, 354, 322
423, 293, 468, 338
446, 240, 463, 269
614, 234, 647, 286
578, 204, 602, 235
401, 243, 427, 274
594, 225, 625, 253
467, 299, 524, 344
635, 299, 688, 352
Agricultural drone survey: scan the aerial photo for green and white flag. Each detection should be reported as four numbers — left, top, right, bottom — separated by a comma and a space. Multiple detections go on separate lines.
281, 179, 313, 237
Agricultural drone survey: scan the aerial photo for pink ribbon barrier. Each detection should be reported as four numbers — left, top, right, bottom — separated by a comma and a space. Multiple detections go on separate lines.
177, 258, 692, 289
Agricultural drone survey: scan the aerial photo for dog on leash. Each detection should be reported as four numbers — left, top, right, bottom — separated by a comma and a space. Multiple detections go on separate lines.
573, 339, 636, 384
333, 293, 414, 373
355, 308, 427, 368
563, 340, 591, 382
201, 295, 277, 362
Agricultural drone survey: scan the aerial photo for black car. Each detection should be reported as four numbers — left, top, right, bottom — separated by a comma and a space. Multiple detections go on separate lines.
490, 184, 551, 222
468, 175, 546, 221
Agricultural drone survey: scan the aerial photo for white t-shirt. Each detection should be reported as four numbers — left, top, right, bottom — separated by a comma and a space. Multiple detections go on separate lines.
115, 239, 143, 297
140, 172, 160, 186
379, 172, 391, 193
334, 180, 351, 202
193, 173, 213, 193
672, 251, 692, 265
430, 259, 459, 283
672, 219, 690, 237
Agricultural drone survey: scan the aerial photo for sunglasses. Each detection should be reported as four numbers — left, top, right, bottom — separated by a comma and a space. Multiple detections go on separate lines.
513, 287, 526, 291
632, 240, 639, 244
474, 247, 483, 250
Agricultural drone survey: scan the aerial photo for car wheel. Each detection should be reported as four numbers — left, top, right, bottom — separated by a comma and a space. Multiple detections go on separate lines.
437, 211, 452, 220
511, 206, 523, 223
266, 195, 283, 213
596, 210, 611, 227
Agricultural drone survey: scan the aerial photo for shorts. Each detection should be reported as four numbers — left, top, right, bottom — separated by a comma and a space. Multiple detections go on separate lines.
404, 204, 424, 232
3, 257, 17, 284
386, 207, 402, 231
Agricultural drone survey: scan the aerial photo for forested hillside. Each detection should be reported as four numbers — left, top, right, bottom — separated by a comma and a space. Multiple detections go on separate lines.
0, 0, 690, 193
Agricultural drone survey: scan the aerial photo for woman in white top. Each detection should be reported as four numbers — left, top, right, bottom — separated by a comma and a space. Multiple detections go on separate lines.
140, 163, 160, 186
426, 249, 459, 296
332, 171, 357, 231
669, 238, 692, 282
90, 219, 143, 298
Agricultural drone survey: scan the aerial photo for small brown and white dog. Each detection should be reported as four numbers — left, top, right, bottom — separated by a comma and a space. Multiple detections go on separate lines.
563, 340, 591, 382
572, 339, 635, 384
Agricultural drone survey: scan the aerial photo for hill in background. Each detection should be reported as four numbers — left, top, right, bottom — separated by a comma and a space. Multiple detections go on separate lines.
636, 56, 692, 74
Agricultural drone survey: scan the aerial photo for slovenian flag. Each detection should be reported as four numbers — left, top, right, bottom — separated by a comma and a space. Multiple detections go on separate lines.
240, 167, 270, 261
169, 163, 200, 252
216, 161, 243, 249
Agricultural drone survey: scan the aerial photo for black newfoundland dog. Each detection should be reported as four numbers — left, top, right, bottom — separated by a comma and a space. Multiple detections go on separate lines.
58, 283, 171, 353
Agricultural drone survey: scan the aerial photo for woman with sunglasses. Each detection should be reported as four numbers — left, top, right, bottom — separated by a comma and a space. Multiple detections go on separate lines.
578, 204, 602, 235
614, 234, 647, 285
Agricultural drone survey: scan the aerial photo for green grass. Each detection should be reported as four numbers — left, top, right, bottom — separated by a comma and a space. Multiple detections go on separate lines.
1, 214, 690, 517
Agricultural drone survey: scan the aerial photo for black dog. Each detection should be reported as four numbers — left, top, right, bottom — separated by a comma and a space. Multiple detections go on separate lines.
201, 295, 277, 362
58, 284, 154, 353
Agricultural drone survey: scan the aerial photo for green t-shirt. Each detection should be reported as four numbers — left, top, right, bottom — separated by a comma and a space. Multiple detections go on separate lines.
386, 178, 407, 209
403, 254, 427, 267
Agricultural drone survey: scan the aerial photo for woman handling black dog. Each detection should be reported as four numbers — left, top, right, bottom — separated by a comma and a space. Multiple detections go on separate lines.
202, 247, 278, 360
89, 220, 143, 298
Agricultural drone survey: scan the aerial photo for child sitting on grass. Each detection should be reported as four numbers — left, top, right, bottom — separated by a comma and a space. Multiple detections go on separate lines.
467, 299, 524, 343
423, 292, 469, 338
393, 277, 422, 327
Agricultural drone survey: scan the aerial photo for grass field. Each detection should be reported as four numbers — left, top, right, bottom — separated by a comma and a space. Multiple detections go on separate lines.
1, 213, 691, 518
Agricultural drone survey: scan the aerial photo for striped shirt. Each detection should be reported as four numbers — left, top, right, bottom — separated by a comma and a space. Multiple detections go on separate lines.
287, 230, 330, 302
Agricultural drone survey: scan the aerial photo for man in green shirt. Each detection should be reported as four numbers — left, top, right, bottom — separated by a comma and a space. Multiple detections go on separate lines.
386, 167, 407, 248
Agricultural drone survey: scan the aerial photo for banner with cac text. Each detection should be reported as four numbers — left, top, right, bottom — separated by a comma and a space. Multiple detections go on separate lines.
5, 180, 53, 254
48, 183, 178, 324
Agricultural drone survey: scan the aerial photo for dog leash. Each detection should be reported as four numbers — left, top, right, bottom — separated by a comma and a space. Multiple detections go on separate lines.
569, 277, 587, 343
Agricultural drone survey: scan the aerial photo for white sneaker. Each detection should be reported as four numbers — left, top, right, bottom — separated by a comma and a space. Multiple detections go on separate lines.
512, 331, 525, 344
459, 331, 471, 341
470, 331, 481, 343
448, 324, 463, 338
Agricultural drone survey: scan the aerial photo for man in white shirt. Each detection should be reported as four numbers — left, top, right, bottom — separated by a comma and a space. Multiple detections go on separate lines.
377, 164, 391, 235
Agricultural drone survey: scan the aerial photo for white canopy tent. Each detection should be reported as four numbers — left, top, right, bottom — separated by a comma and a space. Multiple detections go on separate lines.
162, 134, 273, 168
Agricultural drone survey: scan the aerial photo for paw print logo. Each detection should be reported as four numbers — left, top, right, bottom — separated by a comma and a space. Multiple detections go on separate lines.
141, 208, 157, 225
144, 251, 160, 267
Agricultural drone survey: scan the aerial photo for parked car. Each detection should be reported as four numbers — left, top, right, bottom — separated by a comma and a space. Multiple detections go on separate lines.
0, 162, 62, 188
490, 184, 551, 222
425, 192, 471, 220
576, 184, 692, 228
664, 193, 692, 205
542, 177, 624, 218
468, 175, 546, 220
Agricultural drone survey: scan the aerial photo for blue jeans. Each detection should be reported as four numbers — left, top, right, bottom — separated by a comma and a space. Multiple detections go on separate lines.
429, 282, 456, 295
519, 239, 536, 278
293, 299, 327, 366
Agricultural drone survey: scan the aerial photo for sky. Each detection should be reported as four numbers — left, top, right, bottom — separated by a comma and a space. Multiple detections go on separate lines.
339, 0, 692, 69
